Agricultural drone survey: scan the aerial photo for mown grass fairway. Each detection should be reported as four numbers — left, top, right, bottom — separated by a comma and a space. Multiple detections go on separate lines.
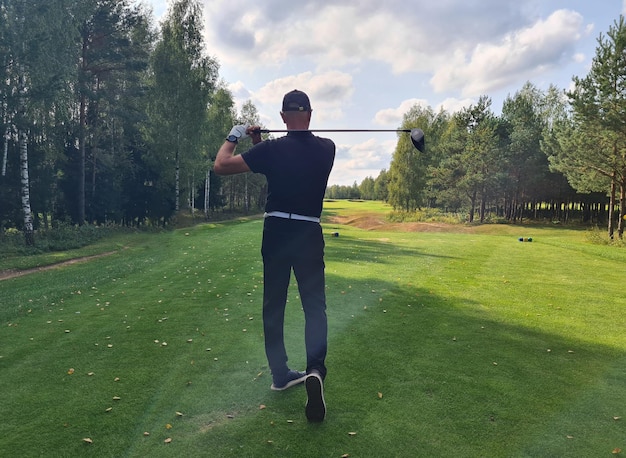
1, 200, 626, 457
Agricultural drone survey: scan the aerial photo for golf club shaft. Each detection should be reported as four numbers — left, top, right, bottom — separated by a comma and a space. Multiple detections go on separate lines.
257, 128, 412, 133
252, 127, 425, 152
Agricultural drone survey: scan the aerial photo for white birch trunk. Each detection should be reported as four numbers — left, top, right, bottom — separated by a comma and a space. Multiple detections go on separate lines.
2, 127, 8, 177
245, 174, 249, 213
19, 128, 34, 245
2, 55, 7, 177
175, 151, 180, 212
17, 68, 34, 245
204, 167, 210, 218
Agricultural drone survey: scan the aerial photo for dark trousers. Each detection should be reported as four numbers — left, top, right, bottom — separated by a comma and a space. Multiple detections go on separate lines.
261, 217, 328, 380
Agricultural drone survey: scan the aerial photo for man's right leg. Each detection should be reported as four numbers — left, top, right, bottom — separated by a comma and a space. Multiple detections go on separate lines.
262, 254, 292, 381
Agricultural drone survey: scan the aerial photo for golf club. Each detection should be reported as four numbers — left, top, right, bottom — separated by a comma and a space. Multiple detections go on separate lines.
254, 128, 425, 152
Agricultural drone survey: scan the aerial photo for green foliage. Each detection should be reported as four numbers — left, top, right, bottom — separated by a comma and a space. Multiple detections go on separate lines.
0, 223, 118, 256
146, 0, 219, 213
585, 226, 626, 247
387, 105, 436, 211
556, 16, 626, 237
387, 208, 465, 224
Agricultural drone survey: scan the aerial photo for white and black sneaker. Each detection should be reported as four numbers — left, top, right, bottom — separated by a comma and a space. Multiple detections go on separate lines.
305, 371, 326, 422
270, 370, 306, 391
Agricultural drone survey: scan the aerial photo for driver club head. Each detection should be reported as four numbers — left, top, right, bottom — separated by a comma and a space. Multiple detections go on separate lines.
410, 129, 425, 152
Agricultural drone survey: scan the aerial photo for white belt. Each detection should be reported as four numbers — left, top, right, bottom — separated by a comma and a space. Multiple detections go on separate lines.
264, 211, 320, 223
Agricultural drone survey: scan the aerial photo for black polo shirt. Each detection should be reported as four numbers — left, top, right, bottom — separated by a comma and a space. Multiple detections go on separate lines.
242, 132, 335, 218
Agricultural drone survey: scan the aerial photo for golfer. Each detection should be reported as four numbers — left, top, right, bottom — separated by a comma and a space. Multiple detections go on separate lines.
214, 89, 335, 422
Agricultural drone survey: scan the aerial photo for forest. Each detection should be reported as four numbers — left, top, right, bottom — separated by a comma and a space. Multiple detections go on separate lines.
2, 0, 626, 244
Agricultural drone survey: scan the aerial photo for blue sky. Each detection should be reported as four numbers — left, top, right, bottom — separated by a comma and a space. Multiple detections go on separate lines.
135, 0, 626, 186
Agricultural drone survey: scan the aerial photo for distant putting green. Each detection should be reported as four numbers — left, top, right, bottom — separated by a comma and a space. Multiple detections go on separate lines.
1, 200, 625, 457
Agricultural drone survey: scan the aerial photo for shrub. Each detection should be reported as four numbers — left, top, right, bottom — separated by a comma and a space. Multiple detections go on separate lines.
0, 223, 117, 256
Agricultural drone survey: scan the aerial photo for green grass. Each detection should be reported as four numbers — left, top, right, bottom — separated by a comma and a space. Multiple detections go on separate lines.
1, 201, 626, 456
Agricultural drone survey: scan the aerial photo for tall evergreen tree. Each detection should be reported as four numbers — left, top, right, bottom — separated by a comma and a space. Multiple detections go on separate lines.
555, 16, 626, 238
431, 97, 500, 222
501, 83, 550, 221
70, 0, 153, 224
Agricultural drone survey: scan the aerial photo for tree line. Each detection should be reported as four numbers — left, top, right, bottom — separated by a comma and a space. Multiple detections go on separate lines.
332, 17, 626, 239
0, 0, 259, 245
2, 1, 625, 244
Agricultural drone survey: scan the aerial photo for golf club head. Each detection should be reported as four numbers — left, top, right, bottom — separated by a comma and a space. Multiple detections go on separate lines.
411, 129, 425, 152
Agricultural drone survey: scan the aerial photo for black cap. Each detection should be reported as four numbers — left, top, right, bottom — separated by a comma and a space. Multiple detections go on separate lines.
282, 89, 312, 112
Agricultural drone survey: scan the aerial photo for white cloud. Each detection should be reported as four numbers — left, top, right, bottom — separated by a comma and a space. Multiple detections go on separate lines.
374, 99, 429, 126
250, 71, 354, 123
435, 97, 476, 114
202, 0, 544, 75
330, 139, 395, 185
430, 9, 585, 96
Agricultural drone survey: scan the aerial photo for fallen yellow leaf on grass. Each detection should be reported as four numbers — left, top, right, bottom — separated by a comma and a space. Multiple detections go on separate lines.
164, 437, 172, 444
612, 448, 621, 455
176, 411, 184, 417
348, 432, 357, 436
259, 404, 266, 410
377, 392, 383, 399
67, 368, 75, 375
113, 396, 121, 401
83, 438, 93, 444
166, 424, 172, 429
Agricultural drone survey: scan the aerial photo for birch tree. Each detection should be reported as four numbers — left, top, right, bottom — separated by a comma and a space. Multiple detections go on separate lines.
147, 0, 218, 216
205, 85, 235, 216
2, 0, 75, 244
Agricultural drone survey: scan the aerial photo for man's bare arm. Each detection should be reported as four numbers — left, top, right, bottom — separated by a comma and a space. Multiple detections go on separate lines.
213, 126, 262, 176
214, 141, 250, 176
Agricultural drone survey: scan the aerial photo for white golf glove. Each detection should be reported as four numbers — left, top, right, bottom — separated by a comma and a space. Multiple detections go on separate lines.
228, 123, 250, 141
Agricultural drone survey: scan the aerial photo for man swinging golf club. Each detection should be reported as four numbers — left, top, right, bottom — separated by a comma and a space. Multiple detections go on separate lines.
214, 89, 334, 422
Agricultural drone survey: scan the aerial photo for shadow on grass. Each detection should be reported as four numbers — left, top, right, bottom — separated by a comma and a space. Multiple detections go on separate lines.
158, 231, 626, 457
181, 278, 625, 458
323, 230, 455, 266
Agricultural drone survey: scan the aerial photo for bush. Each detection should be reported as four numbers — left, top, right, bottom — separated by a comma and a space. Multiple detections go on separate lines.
0, 223, 117, 256
586, 226, 626, 247
387, 209, 466, 224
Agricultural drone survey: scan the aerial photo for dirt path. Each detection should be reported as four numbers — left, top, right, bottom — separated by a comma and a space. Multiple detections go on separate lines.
0, 251, 118, 281
0, 213, 467, 281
